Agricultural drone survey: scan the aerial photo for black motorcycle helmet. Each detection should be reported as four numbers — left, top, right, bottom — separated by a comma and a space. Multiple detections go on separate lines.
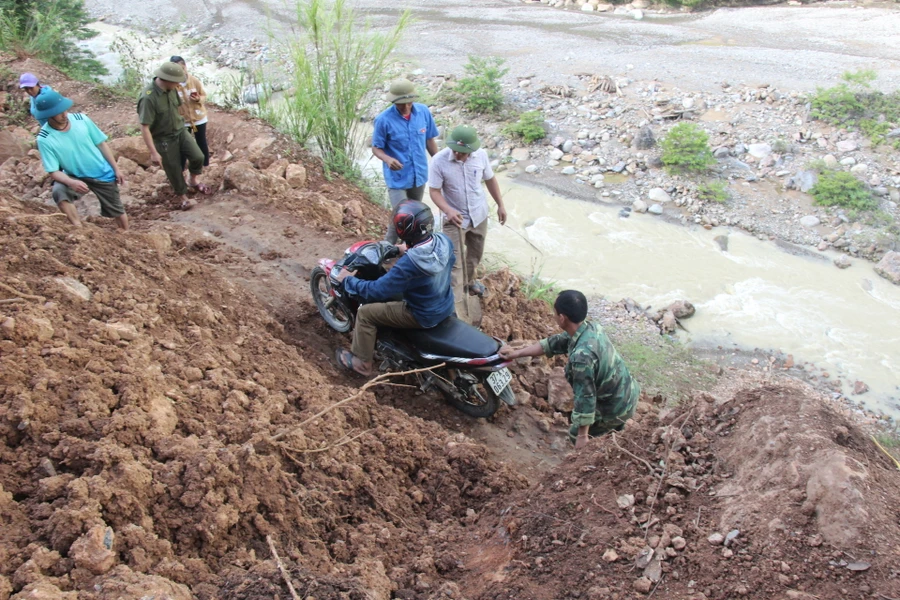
393, 199, 434, 246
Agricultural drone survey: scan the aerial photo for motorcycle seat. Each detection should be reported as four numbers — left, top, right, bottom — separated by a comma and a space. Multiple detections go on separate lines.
403, 316, 500, 359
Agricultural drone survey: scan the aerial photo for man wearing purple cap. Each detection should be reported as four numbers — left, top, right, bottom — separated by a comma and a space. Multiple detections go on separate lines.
19, 73, 53, 126
34, 91, 129, 231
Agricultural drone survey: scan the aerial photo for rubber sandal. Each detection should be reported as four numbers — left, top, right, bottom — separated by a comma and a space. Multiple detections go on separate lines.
189, 183, 213, 195
180, 199, 197, 211
335, 348, 372, 377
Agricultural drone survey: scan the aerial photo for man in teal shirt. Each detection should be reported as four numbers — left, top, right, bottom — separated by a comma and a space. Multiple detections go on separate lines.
35, 91, 128, 231
500, 290, 640, 450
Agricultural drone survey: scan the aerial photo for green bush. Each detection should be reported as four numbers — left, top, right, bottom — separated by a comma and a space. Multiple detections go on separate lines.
659, 122, 715, 174
697, 180, 729, 204
0, 0, 105, 80
262, 0, 409, 177
503, 110, 546, 143
456, 56, 508, 114
810, 170, 877, 211
811, 70, 900, 147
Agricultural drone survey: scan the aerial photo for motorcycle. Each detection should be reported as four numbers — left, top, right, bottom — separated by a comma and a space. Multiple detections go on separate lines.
310, 240, 515, 418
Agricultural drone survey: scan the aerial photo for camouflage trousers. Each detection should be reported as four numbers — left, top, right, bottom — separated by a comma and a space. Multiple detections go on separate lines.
567, 401, 637, 445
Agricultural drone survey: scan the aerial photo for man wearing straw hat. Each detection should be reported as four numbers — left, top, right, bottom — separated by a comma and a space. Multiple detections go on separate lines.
34, 91, 129, 230
372, 78, 439, 243
428, 125, 506, 300
137, 61, 209, 210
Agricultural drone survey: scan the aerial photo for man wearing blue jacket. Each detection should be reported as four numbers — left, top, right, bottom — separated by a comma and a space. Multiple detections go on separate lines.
335, 200, 455, 377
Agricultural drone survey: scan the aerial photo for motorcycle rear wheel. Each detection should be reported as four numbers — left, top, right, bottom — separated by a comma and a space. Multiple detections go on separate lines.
442, 377, 501, 419
310, 267, 353, 333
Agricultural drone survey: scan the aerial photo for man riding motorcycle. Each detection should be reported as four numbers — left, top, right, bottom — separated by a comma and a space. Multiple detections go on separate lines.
334, 199, 455, 376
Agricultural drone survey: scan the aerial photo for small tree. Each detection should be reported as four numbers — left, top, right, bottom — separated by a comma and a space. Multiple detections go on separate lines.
659, 122, 715, 174
271, 0, 409, 174
456, 56, 508, 114
503, 111, 546, 143
810, 170, 877, 211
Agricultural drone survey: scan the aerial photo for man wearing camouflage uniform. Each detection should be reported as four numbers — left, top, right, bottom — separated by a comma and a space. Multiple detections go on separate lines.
137, 61, 209, 210
500, 289, 640, 450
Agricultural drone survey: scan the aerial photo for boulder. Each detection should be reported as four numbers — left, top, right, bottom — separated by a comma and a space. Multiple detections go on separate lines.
109, 137, 151, 167
799, 215, 820, 228
833, 255, 851, 269
874, 251, 900, 285
116, 156, 139, 176
53, 277, 92, 302
634, 126, 656, 150
836, 139, 858, 152
664, 300, 695, 319
285, 163, 307, 189
264, 158, 289, 178
247, 136, 276, 162
547, 367, 573, 412
648, 204, 663, 215
511, 148, 530, 161
0, 130, 28, 167
224, 161, 289, 196
747, 143, 772, 159
647, 188, 671, 203
344, 199, 365, 222
69, 525, 116, 574
632, 199, 648, 213
306, 192, 344, 230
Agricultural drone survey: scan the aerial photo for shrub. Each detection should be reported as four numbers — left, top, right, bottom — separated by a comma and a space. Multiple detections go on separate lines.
0, 0, 105, 80
455, 56, 508, 114
659, 122, 715, 174
263, 0, 409, 176
697, 180, 729, 204
810, 170, 877, 211
811, 70, 900, 147
503, 110, 546, 143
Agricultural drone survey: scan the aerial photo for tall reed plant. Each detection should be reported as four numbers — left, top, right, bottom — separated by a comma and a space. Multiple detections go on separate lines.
266, 0, 409, 175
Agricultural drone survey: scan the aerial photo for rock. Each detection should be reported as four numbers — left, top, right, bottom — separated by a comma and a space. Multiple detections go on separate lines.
109, 137, 152, 167
221, 150, 234, 163
647, 187, 671, 203
224, 161, 265, 194
225, 132, 235, 145
632, 199, 648, 213
561, 166, 576, 175
549, 148, 564, 161
788, 170, 818, 193
634, 126, 655, 150
602, 548, 619, 562
105, 322, 139, 342
246, 136, 276, 162
10, 581, 78, 599
525, 164, 538, 174
714, 234, 729, 252
0, 130, 28, 167
547, 367, 574, 411
839, 156, 856, 166
344, 199, 365, 221
660, 310, 677, 333
648, 204, 663, 215
511, 148, 530, 161
93, 565, 192, 600
836, 139, 858, 152
664, 300, 695, 319
633, 9, 643, 19
874, 251, 900, 285
563, 140, 574, 153
616, 494, 635, 509
643, 556, 662, 583
306, 192, 344, 230
22, 316, 54, 342
53, 277, 92, 301
285, 163, 307, 189
724, 529, 740, 546
116, 156, 139, 176
672, 536, 687, 550
708, 532, 724, 545
632, 577, 653, 594
581, 2, 595, 10
747, 143, 772, 159
833, 255, 851, 269
70, 525, 116, 574
264, 158, 289, 178
713, 146, 731, 158
145, 232, 172, 253
853, 380, 869, 395
799, 215, 820, 228
822, 154, 838, 168
596, 2, 613, 10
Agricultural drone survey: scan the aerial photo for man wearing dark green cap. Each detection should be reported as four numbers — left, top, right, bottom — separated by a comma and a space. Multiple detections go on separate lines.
428, 125, 506, 302
137, 61, 209, 210
372, 78, 439, 243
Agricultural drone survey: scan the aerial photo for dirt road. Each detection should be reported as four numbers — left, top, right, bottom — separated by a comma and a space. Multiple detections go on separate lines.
85, 0, 900, 92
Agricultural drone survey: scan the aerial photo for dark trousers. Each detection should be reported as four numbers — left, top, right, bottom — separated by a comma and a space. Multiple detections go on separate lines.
182, 123, 210, 168
156, 128, 204, 196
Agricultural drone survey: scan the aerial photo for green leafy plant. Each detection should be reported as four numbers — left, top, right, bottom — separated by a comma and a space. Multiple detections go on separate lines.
503, 110, 546, 144
263, 0, 410, 177
0, 0, 105, 80
455, 56, 508, 114
811, 70, 900, 147
659, 122, 715, 174
810, 170, 877, 211
697, 180, 729, 204
520, 263, 557, 306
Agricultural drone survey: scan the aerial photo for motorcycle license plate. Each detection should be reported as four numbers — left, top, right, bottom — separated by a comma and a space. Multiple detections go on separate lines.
487, 368, 512, 395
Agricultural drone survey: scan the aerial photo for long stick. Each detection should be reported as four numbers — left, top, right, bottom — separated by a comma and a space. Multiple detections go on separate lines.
0, 282, 44, 302
269, 363, 445, 442
456, 225, 471, 322
871, 435, 900, 470
266, 535, 301, 600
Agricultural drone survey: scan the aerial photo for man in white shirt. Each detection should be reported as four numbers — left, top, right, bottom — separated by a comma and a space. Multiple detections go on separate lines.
428, 125, 506, 303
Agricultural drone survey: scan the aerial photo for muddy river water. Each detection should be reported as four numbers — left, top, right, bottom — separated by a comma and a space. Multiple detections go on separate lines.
481, 176, 900, 419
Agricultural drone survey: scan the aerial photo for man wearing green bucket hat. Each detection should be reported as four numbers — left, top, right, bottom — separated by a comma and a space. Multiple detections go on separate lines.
34, 91, 129, 230
372, 78, 439, 243
428, 125, 506, 300
137, 61, 209, 210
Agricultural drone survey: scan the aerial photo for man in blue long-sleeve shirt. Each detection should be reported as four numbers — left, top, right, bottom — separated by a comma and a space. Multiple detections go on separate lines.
335, 200, 454, 377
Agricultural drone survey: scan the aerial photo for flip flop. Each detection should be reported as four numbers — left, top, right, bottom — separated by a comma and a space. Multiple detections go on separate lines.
334, 348, 372, 377
189, 183, 213, 195
180, 198, 197, 211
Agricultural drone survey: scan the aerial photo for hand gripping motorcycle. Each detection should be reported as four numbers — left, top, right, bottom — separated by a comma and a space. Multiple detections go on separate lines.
310, 240, 515, 418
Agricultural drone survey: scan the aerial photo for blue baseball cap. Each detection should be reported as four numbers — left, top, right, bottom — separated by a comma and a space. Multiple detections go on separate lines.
33, 90, 73, 121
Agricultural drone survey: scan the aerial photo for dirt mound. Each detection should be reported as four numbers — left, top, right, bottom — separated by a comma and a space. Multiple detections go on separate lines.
450, 382, 900, 599
0, 191, 528, 598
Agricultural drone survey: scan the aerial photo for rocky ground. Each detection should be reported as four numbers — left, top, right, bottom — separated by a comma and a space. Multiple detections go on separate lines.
2, 55, 900, 600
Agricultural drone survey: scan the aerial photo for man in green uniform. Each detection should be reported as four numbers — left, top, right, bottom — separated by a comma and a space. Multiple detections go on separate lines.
137, 61, 209, 210
500, 290, 640, 450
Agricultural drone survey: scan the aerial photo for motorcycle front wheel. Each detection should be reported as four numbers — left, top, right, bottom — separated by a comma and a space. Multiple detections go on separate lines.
310, 267, 353, 333
441, 375, 501, 419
